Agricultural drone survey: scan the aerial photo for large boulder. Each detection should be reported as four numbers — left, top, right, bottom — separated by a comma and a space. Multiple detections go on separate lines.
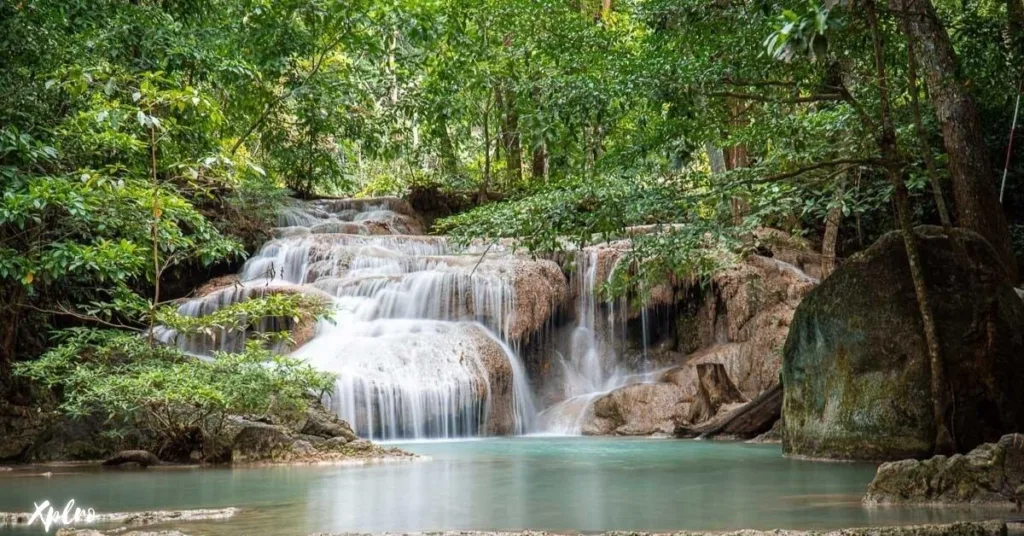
583, 383, 689, 436
783, 227, 1024, 461
865, 434, 1024, 506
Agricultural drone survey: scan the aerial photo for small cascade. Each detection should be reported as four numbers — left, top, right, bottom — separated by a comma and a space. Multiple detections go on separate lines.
161, 198, 539, 440
536, 250, 639, 434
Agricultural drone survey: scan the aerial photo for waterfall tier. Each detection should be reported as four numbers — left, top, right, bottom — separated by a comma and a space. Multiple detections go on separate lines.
162, 198, 562, 440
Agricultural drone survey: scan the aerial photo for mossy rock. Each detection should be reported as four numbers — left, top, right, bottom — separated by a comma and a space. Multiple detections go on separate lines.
782, 226, 1024, 461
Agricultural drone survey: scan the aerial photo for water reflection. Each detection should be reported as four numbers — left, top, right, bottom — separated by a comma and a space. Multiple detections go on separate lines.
0, 438, 1009, 536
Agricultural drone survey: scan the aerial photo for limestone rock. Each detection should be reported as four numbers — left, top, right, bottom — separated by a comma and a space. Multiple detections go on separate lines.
299, 404, 359, 442
754, 227, 822, 279
194, 274, 240, 298
783, 227, 1024, 461
684, 255, 816, 398
583, 383, 689, 436
230, 422, 297, 463
227, 418, 413, 464
865, 433, 1024, 506
576, 252, 813, 438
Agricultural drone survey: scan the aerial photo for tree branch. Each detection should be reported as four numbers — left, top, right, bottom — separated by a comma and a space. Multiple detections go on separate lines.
709, 92, 844, 104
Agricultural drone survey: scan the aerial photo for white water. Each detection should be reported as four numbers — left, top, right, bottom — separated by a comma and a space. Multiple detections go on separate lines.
161, 199, 667, 439
536, 250, 654, 435
160, 199, 536, 440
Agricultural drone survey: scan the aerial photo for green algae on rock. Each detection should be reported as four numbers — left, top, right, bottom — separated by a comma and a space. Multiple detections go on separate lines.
782, 226, 1024, 461
865, 433, 1024, 506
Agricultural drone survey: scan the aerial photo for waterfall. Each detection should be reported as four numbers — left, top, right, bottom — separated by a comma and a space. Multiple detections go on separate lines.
536, 250, 654, 435
161, 199, 539, 440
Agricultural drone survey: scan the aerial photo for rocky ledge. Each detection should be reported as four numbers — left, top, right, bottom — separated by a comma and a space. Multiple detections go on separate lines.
865, 434, 1024, 507
1, 397, 414, 467
53, 521, 1012, 536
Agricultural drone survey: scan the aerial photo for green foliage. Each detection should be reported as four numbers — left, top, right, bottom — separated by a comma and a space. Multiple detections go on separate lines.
2, 0, 1019, 368
157, 292, 332, 345
15, 294, 334, 458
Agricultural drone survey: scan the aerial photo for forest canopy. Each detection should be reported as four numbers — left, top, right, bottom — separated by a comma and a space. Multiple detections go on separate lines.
1, 0, 1022, 418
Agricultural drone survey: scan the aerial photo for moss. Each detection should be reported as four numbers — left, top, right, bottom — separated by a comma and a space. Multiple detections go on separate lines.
783, 227, 1024, 461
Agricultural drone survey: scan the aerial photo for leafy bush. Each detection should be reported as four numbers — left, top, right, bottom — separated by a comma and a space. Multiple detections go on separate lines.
15, 295, 335, 461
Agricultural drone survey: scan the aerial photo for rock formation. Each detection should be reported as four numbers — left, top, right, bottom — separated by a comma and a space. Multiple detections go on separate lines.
865, 434, 1024, 507
783, 227, 1024, 461
573, 253, 814, 437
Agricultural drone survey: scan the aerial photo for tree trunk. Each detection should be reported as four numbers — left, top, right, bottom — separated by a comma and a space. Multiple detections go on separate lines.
821, 185, 843, 279
1009, 0, 1024, 60
890, 0, 1017, 281
685, 363, 747, 425
495, 83, 522, 187
436, 116, 459, 176
868, 0, 955, 455
902, 13, 952, 229
705, 142, 727, 174
148, 122, 161, 347
532, 142, 547, 180
676, 383, 782, 439
725, 98, 750, 225
480, 94, 492, 204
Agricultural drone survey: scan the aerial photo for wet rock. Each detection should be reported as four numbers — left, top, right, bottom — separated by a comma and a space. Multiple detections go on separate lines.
226, 416, 415, 465
194, 274, 240, 298
3, 508, 238, 531
864, 433, 1024, 506
299, 403, 359, 442
583, 383, 689, 436
748, 415, 784, 444
305, 521, 1008, 536
58, 528, 192, 532
230, 422, 297, 463
783, 227, 1024, 461
320, 437, 352, 451
576, 252, 812, 438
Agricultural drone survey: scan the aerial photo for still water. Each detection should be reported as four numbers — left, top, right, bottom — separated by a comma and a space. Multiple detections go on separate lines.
0, 438, 1005, 535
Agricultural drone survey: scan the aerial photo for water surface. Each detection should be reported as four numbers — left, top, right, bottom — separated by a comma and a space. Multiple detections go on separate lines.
0, 438, 1007, 535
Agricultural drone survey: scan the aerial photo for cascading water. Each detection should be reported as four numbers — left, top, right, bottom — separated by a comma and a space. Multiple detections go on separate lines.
160, 199, 537, 440
161, 197, 674, 440
536, 250, 659, 435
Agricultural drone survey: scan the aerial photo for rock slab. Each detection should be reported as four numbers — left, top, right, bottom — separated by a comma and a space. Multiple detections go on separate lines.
865, 433, 1024, 506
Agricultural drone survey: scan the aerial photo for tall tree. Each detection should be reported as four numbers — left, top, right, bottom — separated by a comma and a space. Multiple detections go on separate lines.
890, 0, 1017, 280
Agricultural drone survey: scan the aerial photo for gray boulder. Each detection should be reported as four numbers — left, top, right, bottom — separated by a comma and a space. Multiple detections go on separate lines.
783, 227, 1024, 460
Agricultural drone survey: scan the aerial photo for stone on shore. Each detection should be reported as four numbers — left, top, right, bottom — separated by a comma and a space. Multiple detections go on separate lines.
864, 433, 1024, 506
228, 417, 414, 465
